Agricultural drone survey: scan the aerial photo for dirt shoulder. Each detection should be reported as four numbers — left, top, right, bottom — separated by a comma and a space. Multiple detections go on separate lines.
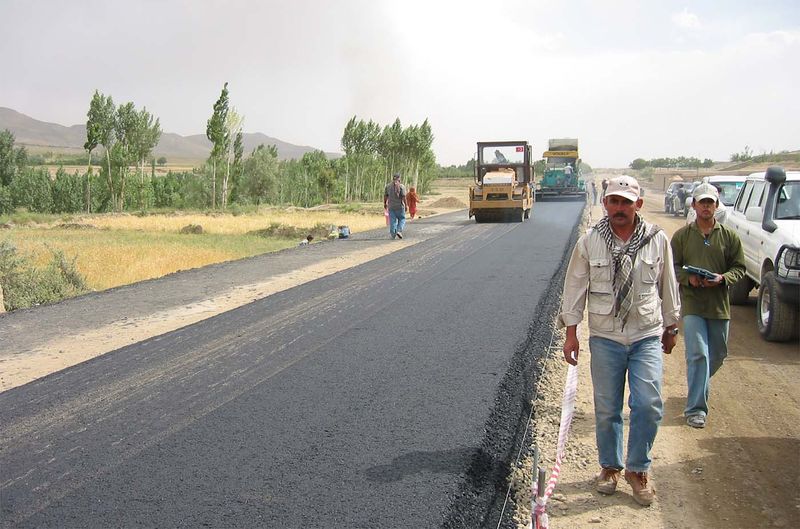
520, 189, 799, 528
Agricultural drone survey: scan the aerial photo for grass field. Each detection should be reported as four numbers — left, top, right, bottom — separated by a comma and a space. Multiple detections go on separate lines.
1, 208, 386, 292
0, 179, 469, 296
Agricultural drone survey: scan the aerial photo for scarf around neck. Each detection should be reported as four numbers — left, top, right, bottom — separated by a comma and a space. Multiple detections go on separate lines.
593, 213, 662, 328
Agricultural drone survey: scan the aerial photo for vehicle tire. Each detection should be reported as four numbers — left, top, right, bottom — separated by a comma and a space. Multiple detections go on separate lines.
728, 276, 753, 305
524, 208, 530, 219
515, 208, 524, 222
756, 271, 798, 342
474, 213, 484, 223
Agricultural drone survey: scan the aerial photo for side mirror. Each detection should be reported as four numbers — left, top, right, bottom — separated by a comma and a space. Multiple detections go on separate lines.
745, 206, 763, 223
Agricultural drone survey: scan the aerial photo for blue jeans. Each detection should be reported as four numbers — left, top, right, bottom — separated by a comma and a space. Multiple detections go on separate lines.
388, 208, 406, 238
683, 315, 729, 418
589, 335, 664, 472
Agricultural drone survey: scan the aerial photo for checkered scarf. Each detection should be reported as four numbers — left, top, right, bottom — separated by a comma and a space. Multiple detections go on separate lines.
593, 214, 662, 328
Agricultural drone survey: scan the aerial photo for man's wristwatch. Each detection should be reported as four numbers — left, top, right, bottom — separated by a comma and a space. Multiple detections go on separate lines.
666, 327, 679, 336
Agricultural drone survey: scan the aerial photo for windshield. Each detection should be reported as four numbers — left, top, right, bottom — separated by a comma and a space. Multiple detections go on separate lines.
775, 182, 800, 220
481, 145, 525, 165
715, 182, 744, 206
546, 157, 575, 169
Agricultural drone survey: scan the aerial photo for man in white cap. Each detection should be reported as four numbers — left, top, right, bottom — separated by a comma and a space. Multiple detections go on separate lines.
670, 183, 745, 429
558, 175, 681, 506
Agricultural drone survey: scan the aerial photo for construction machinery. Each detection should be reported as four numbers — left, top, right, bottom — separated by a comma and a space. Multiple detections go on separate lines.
469, 141, 534, 223
534, 138, 586, 200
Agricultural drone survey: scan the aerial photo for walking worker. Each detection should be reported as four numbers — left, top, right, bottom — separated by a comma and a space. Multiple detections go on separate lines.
383, 172, 407, 239
406, 187, 419, 219
558, 175, 680, 506
670, 183, 745, 429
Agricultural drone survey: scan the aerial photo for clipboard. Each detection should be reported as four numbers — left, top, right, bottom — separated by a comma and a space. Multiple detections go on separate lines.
682, 265, 717, 280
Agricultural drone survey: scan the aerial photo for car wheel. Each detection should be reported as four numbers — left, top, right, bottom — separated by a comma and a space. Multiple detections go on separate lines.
756, 271, 798, 342
729, 276, 753, 305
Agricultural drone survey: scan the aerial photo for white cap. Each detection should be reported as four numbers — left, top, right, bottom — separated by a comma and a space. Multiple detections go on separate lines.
605, 175, 640, 201
693, 182, 719, 202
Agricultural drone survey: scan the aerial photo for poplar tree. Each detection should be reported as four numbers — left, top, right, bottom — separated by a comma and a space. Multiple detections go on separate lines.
221, 107, 243, 209
206, 82, 230, 209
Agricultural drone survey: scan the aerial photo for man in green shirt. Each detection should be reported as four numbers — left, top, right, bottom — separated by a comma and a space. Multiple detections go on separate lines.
670, 183, 746, 429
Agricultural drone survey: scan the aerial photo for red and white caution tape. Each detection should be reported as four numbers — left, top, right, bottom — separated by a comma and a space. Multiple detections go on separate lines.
531, 362, 579, 529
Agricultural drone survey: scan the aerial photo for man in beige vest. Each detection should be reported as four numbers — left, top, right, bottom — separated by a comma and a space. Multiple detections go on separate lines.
558, 175, 681, 506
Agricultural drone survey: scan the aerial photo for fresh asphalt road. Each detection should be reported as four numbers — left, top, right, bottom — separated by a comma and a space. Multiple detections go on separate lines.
0, 202, 583, 529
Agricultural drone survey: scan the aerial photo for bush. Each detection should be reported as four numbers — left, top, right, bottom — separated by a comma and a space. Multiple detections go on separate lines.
248, 222, 329, 240
0, 241, 89, 311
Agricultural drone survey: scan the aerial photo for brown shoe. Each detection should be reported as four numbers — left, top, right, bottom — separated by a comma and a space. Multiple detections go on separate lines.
624, 470, 655, 506
595, 467, 620, 495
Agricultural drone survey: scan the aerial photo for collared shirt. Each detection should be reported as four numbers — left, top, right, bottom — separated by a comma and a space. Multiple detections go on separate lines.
558, 223, 681, 345
670, 220, 746, 319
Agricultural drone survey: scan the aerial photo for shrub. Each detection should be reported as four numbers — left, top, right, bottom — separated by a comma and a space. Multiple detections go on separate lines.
0, 240, 89, 311
248, 222, 329, 240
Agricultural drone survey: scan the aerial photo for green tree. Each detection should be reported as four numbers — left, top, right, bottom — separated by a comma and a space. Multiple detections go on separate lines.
51, 167, 84, 213
229, 131, 244, 204
110, 101, 141, 210
133, 107, 161, 187
340, 116, 380, 201
302, 150, 335, 204
10, 167, 53, 213
0, 129, 25, 187
85, 92, 117, 209
157, 156, 167, 166
629, 158, 648, 170
84, 90, 107, 212
206, 82, 230, 209
0, 185, 12, 215
240, 144, 279, 204
221, 107, 243, 209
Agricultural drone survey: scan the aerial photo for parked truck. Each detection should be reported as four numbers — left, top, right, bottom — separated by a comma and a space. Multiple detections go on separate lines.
722, 166, 800, 342
534, 138, 586, 200
469, 141, 534, 223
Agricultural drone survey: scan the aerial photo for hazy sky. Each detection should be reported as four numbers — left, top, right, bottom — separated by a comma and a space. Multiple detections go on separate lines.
1, 0, 798, 167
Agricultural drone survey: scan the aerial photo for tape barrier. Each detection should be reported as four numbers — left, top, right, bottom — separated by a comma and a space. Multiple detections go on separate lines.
531, 363, 579, 529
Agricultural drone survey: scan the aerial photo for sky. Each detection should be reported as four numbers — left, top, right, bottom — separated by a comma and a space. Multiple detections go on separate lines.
1, 0, 798, 167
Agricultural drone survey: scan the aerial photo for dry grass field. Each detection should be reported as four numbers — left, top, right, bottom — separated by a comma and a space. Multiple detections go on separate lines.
0, 179, 471, 294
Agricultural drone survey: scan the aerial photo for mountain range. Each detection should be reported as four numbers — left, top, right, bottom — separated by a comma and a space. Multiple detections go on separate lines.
0, 107, 339, 164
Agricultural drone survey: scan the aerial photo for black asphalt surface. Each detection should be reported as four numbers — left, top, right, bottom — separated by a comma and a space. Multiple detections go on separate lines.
0, 203, 583, 528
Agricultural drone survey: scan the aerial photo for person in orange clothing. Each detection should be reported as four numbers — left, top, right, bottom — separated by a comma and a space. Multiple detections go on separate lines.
406, 187, 419, 219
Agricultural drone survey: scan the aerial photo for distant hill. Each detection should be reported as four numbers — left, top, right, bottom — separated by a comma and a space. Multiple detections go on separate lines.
0, 107, 340, 164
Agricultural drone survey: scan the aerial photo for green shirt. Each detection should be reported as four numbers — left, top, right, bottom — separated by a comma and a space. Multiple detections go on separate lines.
670, 221, 746, 320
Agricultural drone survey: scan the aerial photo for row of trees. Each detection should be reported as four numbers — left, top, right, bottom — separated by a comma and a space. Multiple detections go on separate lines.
84, 90, 162, 211
629, 157, 714, 170
730, 146, 799, 164
1, 83, 440, 216
340, 117, 435, 202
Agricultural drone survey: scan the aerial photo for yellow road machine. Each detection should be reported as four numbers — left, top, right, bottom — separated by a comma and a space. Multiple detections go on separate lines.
469, 141, 534, 223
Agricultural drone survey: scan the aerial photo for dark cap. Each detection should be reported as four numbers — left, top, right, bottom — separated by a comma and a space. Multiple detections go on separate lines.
392, 172, 401, 180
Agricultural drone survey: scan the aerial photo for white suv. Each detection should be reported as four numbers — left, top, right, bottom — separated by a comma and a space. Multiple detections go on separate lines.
722, 167, 800, 341
686, 175, 746, 225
